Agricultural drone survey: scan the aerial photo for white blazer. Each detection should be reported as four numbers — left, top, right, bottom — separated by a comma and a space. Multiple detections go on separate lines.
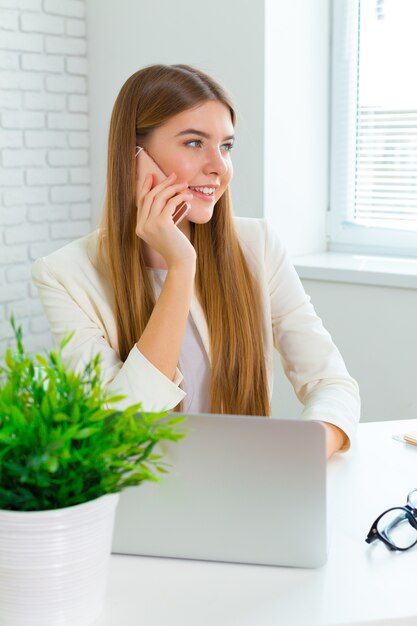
32, 217, 360, 449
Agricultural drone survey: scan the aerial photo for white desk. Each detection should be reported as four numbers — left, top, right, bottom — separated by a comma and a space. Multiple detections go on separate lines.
97, 419, 417, 626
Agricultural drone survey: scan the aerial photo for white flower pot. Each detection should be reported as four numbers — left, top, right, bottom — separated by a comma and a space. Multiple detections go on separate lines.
0, 493, 119, 626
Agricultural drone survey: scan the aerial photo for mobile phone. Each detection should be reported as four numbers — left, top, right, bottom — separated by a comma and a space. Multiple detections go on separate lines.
404, 431, 417, 447
135, 146, 191, 225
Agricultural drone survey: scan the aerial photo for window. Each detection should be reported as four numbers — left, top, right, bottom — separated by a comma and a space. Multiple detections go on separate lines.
328, 0, 417, 257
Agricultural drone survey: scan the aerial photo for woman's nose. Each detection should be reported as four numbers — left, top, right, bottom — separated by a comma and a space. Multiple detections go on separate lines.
203, 147, 229, 176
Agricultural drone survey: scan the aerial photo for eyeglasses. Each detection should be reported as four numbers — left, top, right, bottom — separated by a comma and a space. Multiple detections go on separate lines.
366, 488, 417, 551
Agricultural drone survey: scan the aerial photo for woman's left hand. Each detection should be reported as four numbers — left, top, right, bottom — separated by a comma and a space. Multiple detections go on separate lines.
319, 422, 347, 458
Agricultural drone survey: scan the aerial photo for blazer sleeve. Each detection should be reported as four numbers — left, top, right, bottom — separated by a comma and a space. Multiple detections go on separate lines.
263, 222, 360, 451
31, 257, 186, 412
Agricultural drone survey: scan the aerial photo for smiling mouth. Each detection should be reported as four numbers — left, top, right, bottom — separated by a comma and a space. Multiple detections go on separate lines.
188, 186, 215, 196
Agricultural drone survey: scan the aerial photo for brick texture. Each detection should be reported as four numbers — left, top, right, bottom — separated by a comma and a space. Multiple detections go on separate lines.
0, 0, 91, 355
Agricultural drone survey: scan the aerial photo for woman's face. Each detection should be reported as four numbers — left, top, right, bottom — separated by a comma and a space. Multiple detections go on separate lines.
142, 100, 235, 228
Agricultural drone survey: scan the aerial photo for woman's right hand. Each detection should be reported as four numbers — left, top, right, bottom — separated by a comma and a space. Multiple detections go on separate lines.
136, 171, 196, 269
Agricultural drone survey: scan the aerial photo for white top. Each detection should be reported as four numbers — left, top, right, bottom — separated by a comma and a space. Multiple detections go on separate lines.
149, 268, 210, 414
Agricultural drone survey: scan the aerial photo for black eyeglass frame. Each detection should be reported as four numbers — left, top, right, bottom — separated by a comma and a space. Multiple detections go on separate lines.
365, 488, 417, 551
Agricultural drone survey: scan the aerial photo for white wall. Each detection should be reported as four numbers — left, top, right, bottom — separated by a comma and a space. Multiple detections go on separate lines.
278, 278, 417, 422
85, 0, 265, 228
0, 0, 91, 353
306, 280, 417, 422
272, 279, 417, 423
264, 0, 329, 256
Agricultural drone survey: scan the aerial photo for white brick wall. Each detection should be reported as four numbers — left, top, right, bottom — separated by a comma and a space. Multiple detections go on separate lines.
0, 0, 91, 355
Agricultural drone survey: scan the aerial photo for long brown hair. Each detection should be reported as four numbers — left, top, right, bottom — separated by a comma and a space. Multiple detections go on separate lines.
98, 64, 270, 416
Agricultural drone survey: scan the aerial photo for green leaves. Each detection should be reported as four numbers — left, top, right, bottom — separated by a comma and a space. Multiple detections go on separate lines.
0, 317, 186, 512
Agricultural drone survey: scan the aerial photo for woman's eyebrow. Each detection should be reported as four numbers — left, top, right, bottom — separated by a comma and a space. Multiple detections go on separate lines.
175, 128, 235, 141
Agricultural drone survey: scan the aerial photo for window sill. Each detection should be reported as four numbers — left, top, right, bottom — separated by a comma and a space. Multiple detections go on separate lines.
292, 252, 417, 290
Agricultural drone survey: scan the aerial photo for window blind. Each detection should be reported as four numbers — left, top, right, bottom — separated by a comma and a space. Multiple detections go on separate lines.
354, 0, 417, 231
355, 107, 417, 229
329, 0, 417, 255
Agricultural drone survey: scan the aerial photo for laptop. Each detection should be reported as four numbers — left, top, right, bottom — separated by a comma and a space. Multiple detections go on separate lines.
111, 414, 327, 568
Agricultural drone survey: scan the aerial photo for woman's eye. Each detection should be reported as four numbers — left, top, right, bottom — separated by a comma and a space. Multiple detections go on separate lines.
186, 140, 234, 151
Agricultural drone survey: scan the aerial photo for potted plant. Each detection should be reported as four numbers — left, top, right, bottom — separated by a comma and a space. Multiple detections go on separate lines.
0, 317, 185, 626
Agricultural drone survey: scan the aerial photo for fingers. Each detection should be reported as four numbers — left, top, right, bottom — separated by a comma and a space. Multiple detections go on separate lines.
148, 191, 193, 225
136, 191, 193, 239
165, 193, 193, 219
140, 180, 191, 220
137, 171, 176, 201
148, 180, 189, 210
136, 174, 193, 238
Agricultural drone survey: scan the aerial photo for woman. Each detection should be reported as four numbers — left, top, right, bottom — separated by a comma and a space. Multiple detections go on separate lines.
32, 63, 360, 458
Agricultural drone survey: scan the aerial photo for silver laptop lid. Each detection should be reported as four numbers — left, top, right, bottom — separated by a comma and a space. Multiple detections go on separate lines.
112, 414, 327, 568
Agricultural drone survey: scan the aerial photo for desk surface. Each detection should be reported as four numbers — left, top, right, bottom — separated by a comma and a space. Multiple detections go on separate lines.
97, 419, 417, 626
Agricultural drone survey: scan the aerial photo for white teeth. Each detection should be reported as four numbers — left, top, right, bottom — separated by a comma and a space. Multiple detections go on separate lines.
189, 186, 215, 195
